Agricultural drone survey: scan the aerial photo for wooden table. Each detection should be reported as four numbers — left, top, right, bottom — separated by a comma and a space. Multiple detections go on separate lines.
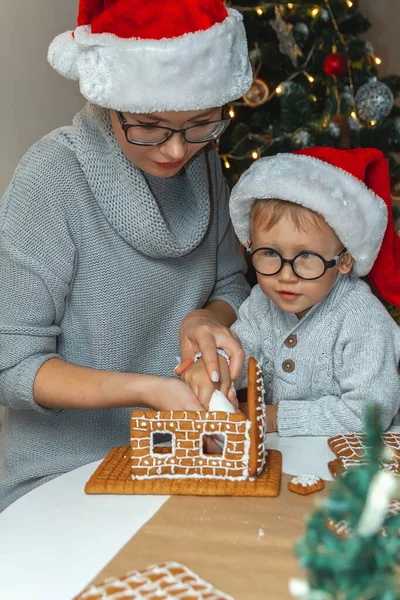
0, 430, 370, 600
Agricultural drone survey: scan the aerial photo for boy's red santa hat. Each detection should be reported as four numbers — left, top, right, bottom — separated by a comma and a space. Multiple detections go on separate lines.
48, 0, 252, 113
230, 147, 400, 307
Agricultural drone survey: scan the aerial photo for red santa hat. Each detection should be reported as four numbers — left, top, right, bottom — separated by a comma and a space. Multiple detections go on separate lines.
48, 0, 252, 113
230, 146, 400, 307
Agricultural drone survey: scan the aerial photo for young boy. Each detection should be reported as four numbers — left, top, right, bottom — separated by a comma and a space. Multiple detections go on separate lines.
180, 147, 400, 436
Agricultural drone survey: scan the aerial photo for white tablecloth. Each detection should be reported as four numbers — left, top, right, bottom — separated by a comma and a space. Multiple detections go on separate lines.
2, 430, 398, 600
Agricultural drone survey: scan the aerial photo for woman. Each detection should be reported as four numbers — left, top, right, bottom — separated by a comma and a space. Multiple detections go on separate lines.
0, 0, 252, 510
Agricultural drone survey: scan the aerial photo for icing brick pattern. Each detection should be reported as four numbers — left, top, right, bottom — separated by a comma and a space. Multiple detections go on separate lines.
77, 562, 234, 599
130, 410, 251, 480
328, 432, 400, 475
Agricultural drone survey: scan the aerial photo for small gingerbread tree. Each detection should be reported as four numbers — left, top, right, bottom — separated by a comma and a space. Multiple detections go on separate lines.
290, 406, 400, 599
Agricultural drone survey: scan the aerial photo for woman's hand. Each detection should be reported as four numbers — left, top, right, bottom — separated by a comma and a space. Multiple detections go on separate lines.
179, 306, 245, 387
148, 376, 205, 412
34, 359, 203, 412
180, 355, 238, 409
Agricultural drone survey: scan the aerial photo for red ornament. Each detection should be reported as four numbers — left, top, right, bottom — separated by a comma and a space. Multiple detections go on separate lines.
323, 52, 349, 78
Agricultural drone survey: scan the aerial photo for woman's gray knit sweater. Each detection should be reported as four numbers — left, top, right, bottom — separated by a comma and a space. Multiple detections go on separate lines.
0, 104, 249, 511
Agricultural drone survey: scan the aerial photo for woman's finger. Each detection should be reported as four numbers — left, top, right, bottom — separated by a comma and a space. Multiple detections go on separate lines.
213, 335, 245, 382
196, 334, 221, 384
179, 337, 197, 363
202, 330, 245, 382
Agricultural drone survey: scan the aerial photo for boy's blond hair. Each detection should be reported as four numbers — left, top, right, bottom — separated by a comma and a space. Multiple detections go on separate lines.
250, 198, 325, 237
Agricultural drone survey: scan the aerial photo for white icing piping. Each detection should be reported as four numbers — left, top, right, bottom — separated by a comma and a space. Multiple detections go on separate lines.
80, 561, 235, 599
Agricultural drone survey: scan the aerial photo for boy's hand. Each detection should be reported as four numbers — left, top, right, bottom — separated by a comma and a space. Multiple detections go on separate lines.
266, 404, 278, 433
180, 355, 238, 410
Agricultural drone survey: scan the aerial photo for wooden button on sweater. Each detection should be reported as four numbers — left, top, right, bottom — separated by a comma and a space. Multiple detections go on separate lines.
282, 359, 295, 373
284, 335, 297, 348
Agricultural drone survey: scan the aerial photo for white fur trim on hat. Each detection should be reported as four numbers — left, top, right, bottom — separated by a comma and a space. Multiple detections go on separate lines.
47, 9, 252, 113
229, 154, 388, 276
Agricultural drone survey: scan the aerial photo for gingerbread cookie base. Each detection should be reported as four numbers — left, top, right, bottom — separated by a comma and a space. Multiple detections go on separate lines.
85, 446, 282, 497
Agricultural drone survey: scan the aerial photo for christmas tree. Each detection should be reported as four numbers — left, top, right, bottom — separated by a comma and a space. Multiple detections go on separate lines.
220, 1, 400, 321
290, 406, 400, 599
219, 0, 400, 187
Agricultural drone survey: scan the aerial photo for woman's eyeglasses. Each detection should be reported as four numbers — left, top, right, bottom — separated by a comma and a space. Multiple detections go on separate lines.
116, 111, 231, 146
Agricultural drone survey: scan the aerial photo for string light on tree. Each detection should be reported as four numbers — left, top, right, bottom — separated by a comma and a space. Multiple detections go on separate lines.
255, 7, 263, 16
228, 107, 236, 118
367, 54, 382, 67
251, 150, 259, 160
311, 7, 320, 18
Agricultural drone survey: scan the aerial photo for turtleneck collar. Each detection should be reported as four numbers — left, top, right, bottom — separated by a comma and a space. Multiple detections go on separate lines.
68, 103, 211, 258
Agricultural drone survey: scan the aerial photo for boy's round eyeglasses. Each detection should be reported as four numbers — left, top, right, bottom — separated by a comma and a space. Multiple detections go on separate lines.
249, 247, 346, 281
116, 111, 231, 146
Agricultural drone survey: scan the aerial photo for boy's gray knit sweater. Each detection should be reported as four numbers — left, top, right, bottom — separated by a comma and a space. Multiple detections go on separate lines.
232, 276, 400, 436
0, 104, 249, 511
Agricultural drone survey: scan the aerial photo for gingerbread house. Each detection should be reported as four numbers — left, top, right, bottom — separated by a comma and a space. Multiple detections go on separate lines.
130, 357, 266, 481
85, 357, 282, 496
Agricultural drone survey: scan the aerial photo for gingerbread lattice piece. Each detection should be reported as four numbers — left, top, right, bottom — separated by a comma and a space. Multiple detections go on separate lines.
328, 432, 400, 475
326, 500, 400, 538
76, 561, 234, 599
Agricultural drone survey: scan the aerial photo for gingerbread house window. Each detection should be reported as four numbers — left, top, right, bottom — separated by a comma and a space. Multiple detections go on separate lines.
200, 432, 227, 457
150, 431, 175, 457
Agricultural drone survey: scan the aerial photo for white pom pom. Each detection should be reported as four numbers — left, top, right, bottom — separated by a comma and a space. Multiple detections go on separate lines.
48, 31, 80, 80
